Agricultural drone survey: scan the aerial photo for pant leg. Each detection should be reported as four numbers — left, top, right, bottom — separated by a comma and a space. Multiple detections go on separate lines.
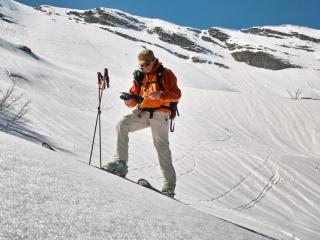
150, 111, 176, 186
113, 110, 150, 163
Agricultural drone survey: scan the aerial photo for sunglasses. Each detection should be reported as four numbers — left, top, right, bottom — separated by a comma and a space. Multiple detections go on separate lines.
139, 61, 152, 68
139, 58, 155, 68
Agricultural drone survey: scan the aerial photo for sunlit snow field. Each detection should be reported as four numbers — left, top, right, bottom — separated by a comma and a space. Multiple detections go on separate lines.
1, 1, 320, 239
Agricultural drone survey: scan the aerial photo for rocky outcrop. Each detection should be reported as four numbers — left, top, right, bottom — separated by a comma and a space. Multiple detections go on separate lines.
100, 27, 190, 60
214, 62, 230, 69
67, 8, 146, 31
201, 35, 226, 48
148, 27, 213, 54
192, 56, 211, 64
279, 44, 315, 52
208, 28, 230, 42
241, 28, 290, 39
100, 27, 142, 42
187, 27, 201, 35
0, 13, 15, 23
291, 31, 320, 43
242, 27, 320, 43
190, 57, 230, 68
231, 51, 301, 70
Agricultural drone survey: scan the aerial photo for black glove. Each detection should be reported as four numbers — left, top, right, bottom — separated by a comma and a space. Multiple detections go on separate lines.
120, 92, 144, 104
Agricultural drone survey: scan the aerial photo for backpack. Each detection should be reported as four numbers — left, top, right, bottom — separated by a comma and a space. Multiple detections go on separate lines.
133, 65, 180, 132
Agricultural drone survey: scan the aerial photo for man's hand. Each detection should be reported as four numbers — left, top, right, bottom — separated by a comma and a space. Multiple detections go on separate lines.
148, 91, 162, 100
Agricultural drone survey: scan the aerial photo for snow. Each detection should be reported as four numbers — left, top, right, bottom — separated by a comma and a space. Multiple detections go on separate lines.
1, 0, 320, 239
1, 132, 270, 240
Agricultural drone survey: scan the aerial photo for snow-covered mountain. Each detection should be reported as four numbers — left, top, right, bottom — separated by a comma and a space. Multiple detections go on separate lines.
1, 0, 320, 239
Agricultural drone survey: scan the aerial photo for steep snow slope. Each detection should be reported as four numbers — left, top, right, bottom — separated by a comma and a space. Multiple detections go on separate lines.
1, 0, 320, 239
1, 131, 271, 240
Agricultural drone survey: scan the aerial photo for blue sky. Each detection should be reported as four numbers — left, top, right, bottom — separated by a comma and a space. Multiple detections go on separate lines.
16, 0, 320, 30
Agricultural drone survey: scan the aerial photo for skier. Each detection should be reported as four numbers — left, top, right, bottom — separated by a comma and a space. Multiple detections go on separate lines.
103, 49, 181, 197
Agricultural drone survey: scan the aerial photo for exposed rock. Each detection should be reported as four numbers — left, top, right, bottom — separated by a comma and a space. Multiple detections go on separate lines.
192, 56, 208, 63
231, 51, 301, 70
225, 42, 239, 51
68, 10, 114, 27
115, 11, 143, 26
201, 35, 226, 48
191, 57, 230, 68
100, 27, 142, 42
241, 28, 290, 39
279, 44, 315, 52
187, 27, 201, 35
214, 62, 230, 69
171, 51, 189, 60
153, 44, 190, 60
67, 8, 145, 31
226, 42, 265, 52
291, 32, 320, 43
208, 28, 230, 42
100, 27, 189, 60
263, 47, 277, 52
242, 27, 320, 43
149, 27, 213, 54
0, 13, 15, 23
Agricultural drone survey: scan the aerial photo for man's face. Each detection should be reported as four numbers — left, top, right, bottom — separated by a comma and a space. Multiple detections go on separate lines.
140, 58, 156, 73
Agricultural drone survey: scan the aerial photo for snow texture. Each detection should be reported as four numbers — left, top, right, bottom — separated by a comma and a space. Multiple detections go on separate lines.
1, 0, 320, 239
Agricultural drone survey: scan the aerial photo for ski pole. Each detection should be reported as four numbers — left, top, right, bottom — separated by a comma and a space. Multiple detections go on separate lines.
89, 68, 109, 167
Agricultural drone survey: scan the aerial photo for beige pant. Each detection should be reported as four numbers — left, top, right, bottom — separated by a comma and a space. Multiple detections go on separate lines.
113, 109, 176, 186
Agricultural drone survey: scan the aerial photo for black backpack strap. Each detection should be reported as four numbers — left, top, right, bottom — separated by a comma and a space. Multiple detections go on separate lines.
156, 66, 180, 132
156, 65, 165, 91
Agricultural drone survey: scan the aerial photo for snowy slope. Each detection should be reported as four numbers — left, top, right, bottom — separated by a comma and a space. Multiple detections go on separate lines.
1, 0, 320, 239
1, 131, 270, 240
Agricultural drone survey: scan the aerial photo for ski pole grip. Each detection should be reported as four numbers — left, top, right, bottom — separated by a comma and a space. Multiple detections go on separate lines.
104, 68, 110, 88
97, 72, 103, 89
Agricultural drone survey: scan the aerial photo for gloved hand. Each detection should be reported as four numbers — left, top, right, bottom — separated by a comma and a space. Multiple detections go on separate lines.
120, 92, 144, 104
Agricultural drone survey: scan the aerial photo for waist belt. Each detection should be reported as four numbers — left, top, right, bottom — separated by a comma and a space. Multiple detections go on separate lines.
139, 106, 171, 119
138, 106, 177, 132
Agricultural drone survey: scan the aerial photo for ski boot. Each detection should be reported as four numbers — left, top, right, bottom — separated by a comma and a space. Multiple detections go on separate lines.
161, 182, 176, 198
102, 160, 128, 178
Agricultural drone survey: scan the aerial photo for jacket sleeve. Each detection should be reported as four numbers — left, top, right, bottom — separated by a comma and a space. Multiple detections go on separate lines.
125, 81, 139, 108
160, 69, 181, 102
129, 81, 140, 95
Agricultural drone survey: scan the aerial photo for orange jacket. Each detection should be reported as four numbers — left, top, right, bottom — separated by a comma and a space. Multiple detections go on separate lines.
125, 60, 181, 114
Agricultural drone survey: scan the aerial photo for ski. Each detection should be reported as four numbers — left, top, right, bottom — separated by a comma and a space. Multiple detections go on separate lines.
137, 178, 175, 198
89, 164, 176, 199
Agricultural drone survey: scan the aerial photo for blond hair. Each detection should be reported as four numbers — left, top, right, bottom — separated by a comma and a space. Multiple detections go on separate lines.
138, 49, 155, 62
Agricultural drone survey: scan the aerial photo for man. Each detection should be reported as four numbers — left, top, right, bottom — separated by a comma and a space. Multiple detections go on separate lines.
103, 49, 181, 197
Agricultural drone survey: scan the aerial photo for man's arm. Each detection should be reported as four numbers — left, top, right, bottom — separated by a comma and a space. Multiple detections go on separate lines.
124, 81, 140, 108
160, 69, 181, 102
